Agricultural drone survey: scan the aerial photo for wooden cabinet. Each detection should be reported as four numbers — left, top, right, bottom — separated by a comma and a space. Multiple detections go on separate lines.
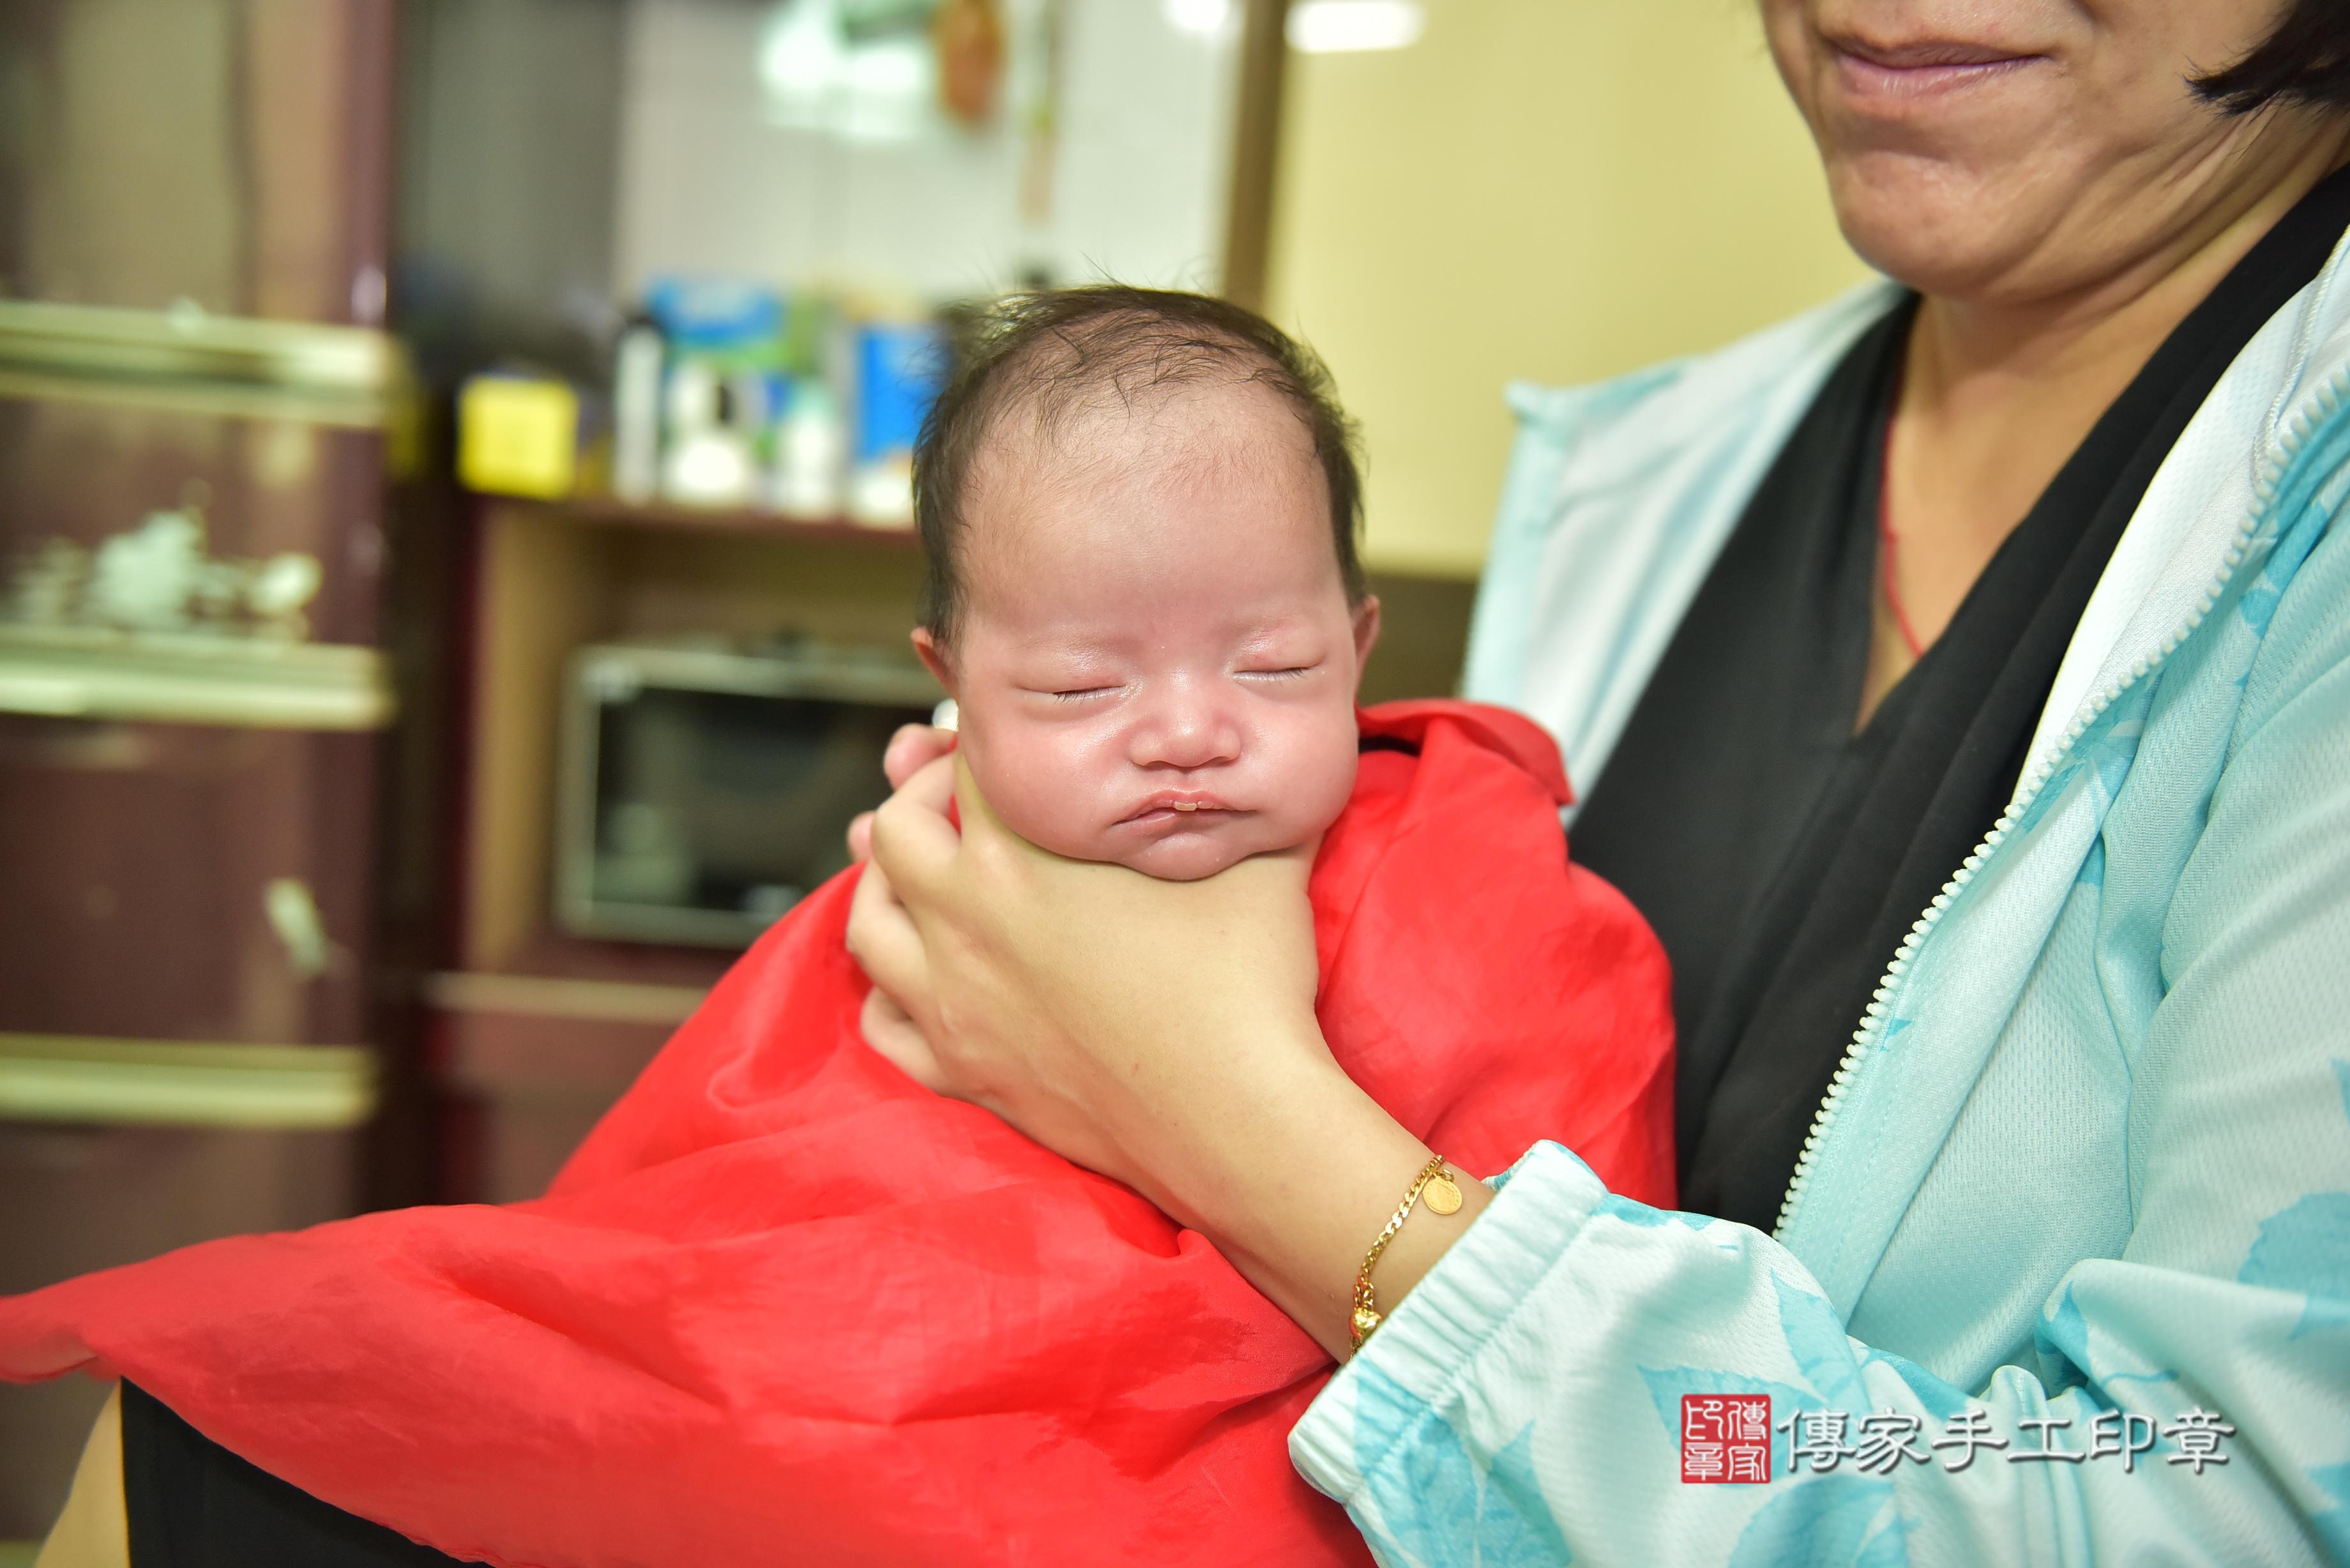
427, 500, 925, 1202
0, 0, 402, 1537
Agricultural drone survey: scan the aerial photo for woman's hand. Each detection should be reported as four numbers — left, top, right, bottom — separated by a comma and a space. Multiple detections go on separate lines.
844, 723, 957, 864
848, 751, 1330, 1190
843, 752, 1492, 1356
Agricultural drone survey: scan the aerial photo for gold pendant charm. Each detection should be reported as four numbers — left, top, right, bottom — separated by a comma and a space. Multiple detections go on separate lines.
1423, 1173, 1463, 1216
1351, 1305, 1383, 1348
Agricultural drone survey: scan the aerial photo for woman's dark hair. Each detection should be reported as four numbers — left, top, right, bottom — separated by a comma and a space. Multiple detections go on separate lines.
912, 285, 1365, 642
2195, 0, 2350, 116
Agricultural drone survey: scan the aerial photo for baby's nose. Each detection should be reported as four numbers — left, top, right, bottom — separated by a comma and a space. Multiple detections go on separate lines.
1129, 686, 1242, 771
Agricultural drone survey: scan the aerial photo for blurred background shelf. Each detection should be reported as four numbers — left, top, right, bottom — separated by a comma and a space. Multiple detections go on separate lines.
0, 0, 407, 1534
0, 625, 395, 730
0, 300, 410, 431
424, 969, 709, 1024
425, 966, 706, 1202
498, 493, 923, 549
0, 1033, 377, 1130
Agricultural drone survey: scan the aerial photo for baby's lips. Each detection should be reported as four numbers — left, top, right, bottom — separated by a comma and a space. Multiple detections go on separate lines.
1128, 788, 1237, 819
1119, 805, 1233, 827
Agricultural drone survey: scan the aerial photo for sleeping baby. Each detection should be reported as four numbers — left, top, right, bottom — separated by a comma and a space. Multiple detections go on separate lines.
4, 287, 1674, 1568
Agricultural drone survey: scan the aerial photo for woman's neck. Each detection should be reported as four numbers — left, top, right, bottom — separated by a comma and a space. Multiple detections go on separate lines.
1856, 126, 2350, 730
1904, 133, 2348, 516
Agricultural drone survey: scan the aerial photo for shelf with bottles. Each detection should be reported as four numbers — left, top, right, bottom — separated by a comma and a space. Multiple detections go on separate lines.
459, 279, 951, 536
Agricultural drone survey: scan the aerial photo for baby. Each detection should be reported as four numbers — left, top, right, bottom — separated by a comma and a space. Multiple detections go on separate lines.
3, 290, 1674, 1568
907, 289, 1374, 884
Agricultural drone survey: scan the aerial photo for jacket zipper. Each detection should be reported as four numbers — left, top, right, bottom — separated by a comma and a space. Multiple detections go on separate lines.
1772, 361, 2350, 1240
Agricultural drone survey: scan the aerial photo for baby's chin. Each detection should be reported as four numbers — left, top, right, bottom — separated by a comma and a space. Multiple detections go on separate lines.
1107, 829, 1266, 882
1015, 812, 1302, 881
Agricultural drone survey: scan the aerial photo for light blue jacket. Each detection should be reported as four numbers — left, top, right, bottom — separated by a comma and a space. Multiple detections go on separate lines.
1289, 245, 2350, 1566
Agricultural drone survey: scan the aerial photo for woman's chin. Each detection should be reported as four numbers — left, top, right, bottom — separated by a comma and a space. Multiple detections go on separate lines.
1827, 156, 2072, 301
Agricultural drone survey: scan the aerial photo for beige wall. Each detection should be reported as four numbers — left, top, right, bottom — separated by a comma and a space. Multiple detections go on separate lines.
1264, 0, 1875, 579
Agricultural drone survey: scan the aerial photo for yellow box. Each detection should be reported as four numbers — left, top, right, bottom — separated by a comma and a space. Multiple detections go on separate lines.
459, 376, 580, 499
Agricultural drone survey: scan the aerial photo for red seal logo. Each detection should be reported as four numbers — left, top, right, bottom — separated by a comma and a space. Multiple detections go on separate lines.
1682, 1394, 1773, 1484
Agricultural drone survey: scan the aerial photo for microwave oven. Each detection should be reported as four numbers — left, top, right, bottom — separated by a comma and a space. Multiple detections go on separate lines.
554, 639, 942, 947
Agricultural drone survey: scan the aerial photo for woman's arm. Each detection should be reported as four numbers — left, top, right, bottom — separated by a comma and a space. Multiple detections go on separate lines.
850, 559, 2350, 1561
847, 751, 1490, 1357
1300, 607, 2350, 1562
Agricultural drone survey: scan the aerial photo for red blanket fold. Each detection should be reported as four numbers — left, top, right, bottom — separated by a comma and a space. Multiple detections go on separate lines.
0, 699, 1672, 1568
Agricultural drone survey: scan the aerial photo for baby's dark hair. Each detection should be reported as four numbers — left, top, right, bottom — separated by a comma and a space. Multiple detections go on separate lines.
913, 285, 1366, 642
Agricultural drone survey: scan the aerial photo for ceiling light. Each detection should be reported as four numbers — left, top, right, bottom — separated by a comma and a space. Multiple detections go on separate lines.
1164, 0, 1234, 40
1285, 0, 1424, 52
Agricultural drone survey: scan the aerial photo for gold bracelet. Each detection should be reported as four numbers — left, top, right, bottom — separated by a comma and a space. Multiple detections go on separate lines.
1349, 1153, 1464, 1353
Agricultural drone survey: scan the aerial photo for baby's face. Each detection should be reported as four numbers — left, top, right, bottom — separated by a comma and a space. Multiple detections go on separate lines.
918, 381, 1377, 881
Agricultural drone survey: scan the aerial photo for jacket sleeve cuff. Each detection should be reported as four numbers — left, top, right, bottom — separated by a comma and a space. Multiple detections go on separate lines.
1287, 1140, 1608, 1500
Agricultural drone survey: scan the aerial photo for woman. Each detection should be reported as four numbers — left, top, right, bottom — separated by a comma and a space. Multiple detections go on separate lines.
844, 0, 2350, 1561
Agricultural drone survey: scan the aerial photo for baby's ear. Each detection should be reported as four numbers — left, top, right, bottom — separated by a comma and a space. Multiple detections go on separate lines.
911, 626, 954, 691
1350, 595, 1383, 677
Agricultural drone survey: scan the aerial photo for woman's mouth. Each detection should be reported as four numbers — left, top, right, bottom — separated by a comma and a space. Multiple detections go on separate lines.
1828, 34, 2041, 103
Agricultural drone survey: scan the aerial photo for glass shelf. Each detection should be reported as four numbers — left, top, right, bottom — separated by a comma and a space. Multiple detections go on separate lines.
0, 301, 409, 431
0, 1032, 376, 1130
0, 624, 393, 730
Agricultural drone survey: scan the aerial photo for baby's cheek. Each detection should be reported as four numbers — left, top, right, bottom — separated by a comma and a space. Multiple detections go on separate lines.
1257, 703, 1361, 841
963, 724, 1116, 858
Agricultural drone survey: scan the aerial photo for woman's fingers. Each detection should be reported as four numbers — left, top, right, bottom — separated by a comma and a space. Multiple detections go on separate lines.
849, 752, 966, 1085
949, 749, 1019, 850
860, 986, 946, 1092
844, 856, 929, 1016
849, 725, 957, 862
883, 723, 957, 790
868, 753, 964, 903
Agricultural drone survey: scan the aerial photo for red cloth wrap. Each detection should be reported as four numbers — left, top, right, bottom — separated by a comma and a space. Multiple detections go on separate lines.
0, 699, 1673, 1568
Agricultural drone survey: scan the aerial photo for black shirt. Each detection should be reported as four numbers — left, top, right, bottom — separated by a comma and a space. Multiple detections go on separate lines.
121, 1382, 481, 1567
1570, 161, 2350, 1232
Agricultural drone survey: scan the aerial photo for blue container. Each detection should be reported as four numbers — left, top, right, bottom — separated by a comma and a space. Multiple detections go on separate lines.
854, 322, 949, 464
644, 276, 785, 358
